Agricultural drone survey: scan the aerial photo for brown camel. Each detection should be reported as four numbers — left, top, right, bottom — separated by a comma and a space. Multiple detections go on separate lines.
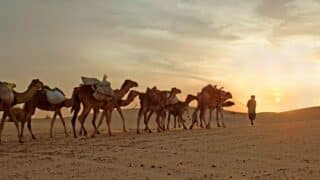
189, 85, 233, 130
0, 79, 44, 143
71, 79, 138, 138
8, 107, 27, 132
22, 87, 73, 139
91, 90, 140, 137
165, 94, 197, 130
136, 87, 181, 134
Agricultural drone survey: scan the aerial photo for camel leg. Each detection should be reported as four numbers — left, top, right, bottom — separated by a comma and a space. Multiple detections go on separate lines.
21, 121, 25, 139
173, 115, 177, 129
175, 116, 179, 128
106, 110, 112, 136
71, 109, 78, 138
189, 109, 198, 130
215, 108, 221, 128
219, 109, 226, 128
167, 113, 171, 130
27, 117, 37, 140
160, 111, 166, 131
50, 111, 58, 138
78, 108, 90, 136
58, 111, 68, 137
200, 108, 207, 128
116, 107, 127, 132
156, 114, 161, 132
81, 113, 89, 136
0, 111, 8, 144
7, 107, 23, 143
13, 119, 23, 143
8, 108, 23, 143
177, 115, 182, 128
207, 109, 213, 129
145, 110, 153, 132
90, 110, 104, 138
91, 108, 99, 133
137, 114, 142, 134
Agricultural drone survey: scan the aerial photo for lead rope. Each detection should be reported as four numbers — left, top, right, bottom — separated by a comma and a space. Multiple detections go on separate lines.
232, 99, 248, 111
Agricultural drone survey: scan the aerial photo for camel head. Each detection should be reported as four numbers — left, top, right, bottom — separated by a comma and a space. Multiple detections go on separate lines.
218, 90, 233, 104
170, 87, 181, 95
184, 94, 197, 104
222, 101, 235, 107
224, 91, 232, 100
122, 79, 138, 90
128, 90, 140, 98
30, 79, 44, 89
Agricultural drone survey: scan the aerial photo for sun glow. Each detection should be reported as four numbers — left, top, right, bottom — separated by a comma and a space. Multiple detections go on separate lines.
272, 91, 282, 104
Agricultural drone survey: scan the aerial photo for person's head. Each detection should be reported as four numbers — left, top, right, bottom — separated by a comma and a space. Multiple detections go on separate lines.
251, 95, 255, 100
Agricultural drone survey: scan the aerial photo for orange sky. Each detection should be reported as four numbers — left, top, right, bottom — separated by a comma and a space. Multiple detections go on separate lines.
1, 0, 320, 116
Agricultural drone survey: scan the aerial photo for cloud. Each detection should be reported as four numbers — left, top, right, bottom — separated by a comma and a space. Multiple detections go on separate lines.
256, 0, 294, 20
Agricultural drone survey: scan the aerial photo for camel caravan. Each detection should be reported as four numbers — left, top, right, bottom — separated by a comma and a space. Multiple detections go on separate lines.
0, 75, 234, 143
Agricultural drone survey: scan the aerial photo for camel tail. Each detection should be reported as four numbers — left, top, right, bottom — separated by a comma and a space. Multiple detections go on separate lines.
71, 88, 81, 113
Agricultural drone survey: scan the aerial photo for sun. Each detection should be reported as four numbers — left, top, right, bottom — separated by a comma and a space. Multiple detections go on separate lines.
275, 96, 281, 103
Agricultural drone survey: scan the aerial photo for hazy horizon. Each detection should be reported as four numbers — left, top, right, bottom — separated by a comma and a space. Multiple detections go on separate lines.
1, 0, 320, 114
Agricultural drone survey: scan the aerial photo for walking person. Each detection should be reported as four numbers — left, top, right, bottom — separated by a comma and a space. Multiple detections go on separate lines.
247, 95, 256, 126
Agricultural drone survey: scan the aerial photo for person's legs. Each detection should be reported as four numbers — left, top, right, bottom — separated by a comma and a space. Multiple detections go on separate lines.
249, 113, 256, 126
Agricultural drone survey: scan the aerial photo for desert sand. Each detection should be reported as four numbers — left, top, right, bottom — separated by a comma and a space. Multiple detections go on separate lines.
0, 108, 319, 180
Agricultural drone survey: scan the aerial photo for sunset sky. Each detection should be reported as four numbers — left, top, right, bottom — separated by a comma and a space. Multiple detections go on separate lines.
1, 0, 320, 114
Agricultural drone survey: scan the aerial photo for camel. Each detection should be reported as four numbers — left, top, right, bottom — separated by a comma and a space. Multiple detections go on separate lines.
22, 87, 73, 139
0, 79, 44, 143
91, 90, 140, 137
165, 94, 197, 130
136, 87, 181, 134
71, 79, 138, 138
189, 85, 233, 130
8, 107, 27, 132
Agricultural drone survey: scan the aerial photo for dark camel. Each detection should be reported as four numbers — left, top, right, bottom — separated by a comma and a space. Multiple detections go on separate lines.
91, 90, 140, 137
136, 87, 181, 134
23, 87, 72, 139
189, 85, 233, 130
71, 80, 138, 138
166, 94, 197, 130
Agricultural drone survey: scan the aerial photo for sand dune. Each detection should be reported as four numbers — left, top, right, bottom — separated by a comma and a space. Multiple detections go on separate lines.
0, 108, 320, 179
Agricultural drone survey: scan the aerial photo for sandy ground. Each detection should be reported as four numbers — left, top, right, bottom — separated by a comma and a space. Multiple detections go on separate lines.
0, 109, 320, 180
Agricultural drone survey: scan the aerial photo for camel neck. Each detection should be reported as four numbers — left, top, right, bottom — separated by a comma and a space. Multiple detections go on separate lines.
121, 91, 137, 106
115, 86, 130, 99
14, 86, 38, 104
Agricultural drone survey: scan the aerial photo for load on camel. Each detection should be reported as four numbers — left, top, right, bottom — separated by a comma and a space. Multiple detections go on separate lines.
0, 82, 16, 106
81, 74, 114, 101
